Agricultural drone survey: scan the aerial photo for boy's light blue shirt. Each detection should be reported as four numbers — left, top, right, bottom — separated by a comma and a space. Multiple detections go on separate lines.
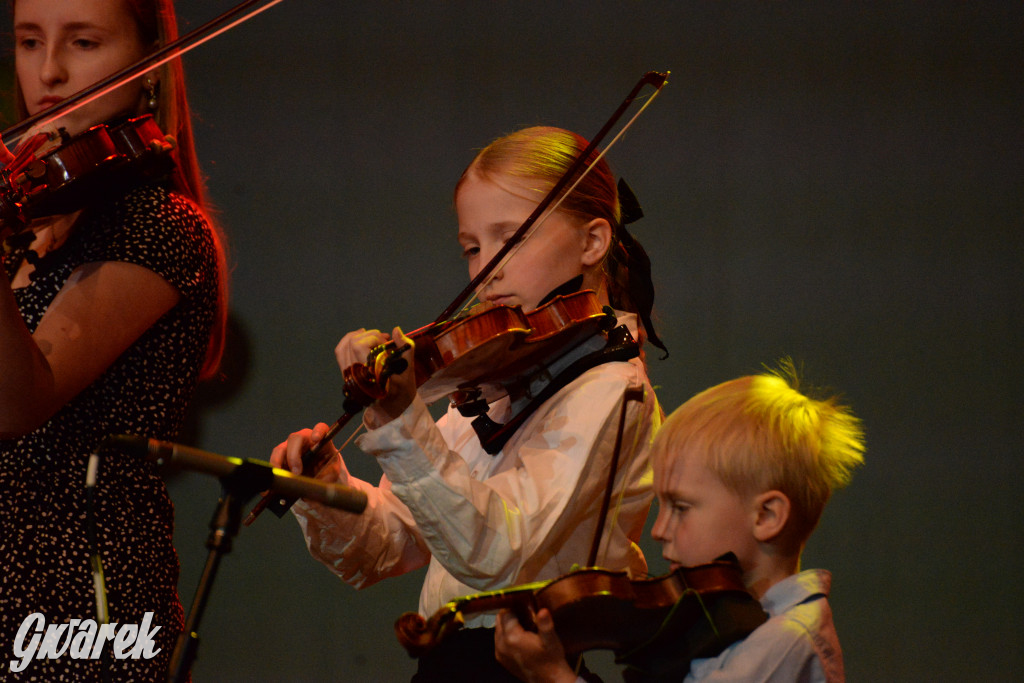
684, 569, 844, 683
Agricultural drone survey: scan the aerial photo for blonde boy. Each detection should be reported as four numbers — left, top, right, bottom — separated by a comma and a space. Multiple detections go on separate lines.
496, 364, 865, 682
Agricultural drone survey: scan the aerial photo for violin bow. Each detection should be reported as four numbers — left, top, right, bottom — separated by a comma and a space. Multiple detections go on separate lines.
2, 0, 288, 149
587, 386, 646, 568
436, 70, 669, 324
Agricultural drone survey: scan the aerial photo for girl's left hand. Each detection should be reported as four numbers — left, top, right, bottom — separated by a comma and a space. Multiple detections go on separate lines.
494, 607, 578, 683
335, 325, 417, 427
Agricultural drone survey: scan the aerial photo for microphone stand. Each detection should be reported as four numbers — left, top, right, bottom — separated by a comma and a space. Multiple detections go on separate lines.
94, 435, 364, 681
168, 461, 273, 683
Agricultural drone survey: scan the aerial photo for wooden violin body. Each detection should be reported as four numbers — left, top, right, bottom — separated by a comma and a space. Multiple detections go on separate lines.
416, 289, 614, 405
0, 115, 175, 233
343, 289, 615, 407
395, 555, 767, 679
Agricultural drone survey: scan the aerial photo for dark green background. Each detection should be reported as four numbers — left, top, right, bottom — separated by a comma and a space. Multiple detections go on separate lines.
4, 2, 1021, 680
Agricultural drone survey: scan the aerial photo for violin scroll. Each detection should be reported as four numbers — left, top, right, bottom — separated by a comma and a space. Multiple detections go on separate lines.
394, 606, 465, 659
341, 342, 411, 412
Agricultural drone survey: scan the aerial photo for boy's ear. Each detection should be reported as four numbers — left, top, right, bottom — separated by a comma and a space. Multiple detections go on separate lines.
752, 490, 791, 542
580, 218, 613, 267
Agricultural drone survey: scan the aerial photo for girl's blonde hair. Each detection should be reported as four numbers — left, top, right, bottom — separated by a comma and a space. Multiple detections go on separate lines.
456, 126, 650, 344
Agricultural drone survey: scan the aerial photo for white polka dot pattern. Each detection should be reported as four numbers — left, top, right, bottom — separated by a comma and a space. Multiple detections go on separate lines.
0, 183, 218, 681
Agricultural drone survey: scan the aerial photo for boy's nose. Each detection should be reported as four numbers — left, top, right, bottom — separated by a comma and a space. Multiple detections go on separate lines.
650, 508, 669, 542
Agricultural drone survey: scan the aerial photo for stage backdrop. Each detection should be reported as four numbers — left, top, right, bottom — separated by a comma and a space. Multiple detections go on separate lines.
4, 2, 1021, 681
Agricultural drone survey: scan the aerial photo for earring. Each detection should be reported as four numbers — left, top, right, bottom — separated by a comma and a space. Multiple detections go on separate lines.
144, 77, 159, 111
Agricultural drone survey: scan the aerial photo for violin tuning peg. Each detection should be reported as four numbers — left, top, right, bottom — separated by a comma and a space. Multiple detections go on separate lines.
149, 138, 175, 155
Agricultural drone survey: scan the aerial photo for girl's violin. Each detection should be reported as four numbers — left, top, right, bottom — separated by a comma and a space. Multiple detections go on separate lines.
0, 115, 176, 233
344, 288, 617, 408
394, 554, 767, 680
244, 288, 626, 524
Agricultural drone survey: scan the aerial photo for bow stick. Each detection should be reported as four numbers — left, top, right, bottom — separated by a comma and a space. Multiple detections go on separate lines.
2, 0, 288, 149
437, 70, 669, 323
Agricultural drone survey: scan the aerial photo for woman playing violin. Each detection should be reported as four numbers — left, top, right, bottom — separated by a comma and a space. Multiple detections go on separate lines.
0, 0, 227, 679
270, 126, 665, 681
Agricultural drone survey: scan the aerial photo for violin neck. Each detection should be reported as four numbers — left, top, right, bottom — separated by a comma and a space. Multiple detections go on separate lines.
451, 581, 545, 616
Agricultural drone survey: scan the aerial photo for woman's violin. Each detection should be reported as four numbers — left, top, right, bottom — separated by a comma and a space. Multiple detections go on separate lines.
0, 115, 176, 233
0, 0, 291, 233
395, 554, 767, 681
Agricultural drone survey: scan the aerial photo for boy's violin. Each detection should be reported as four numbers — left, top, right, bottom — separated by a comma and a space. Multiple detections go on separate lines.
395, 554, 767, 680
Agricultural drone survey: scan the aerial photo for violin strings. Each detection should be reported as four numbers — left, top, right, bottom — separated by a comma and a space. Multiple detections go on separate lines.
455, 82, 668, 318
337, 422, 365, 454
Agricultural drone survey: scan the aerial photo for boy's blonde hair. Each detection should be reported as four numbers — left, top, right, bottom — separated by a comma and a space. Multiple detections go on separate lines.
653, 362, 865, 544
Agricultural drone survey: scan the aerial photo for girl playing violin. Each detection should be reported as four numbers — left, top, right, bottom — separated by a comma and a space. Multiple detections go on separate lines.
0, 0, 227, 679
270, 126, 665, 681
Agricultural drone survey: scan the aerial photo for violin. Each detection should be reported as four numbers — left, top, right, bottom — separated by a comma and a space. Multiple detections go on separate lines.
345, 288, 616, 408
0, 115, 176, 233
395, 554, 768, 680
1, 0, 290, 233
244, 288, 628, 523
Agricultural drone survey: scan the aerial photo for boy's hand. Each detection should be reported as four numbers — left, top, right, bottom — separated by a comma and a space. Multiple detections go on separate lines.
494, 607, 578, 683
